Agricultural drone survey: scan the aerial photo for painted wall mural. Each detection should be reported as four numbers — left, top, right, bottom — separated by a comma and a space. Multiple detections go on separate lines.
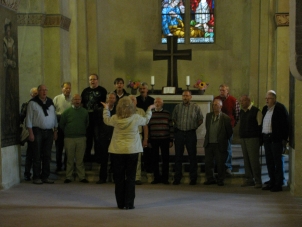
1, 6, 19, 147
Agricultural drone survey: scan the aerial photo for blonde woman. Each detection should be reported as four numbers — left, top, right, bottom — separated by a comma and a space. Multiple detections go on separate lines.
102, 97, 154, 210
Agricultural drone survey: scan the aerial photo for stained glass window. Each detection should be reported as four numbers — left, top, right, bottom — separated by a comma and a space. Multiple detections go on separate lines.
161, 0, 215, 44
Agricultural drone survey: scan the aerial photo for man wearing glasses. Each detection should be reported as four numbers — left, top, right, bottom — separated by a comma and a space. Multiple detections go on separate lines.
261, 90, 289, 192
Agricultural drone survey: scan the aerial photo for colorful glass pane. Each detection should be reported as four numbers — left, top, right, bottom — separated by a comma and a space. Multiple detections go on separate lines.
161, 0, 215, 44
161, 0, 186, 44
190, 0, 214, 43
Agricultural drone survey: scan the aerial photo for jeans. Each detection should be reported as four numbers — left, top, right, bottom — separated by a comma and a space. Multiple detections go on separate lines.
225, 134, 233, 170
111, 153, 138, 208
174, 130, 197, 181
32, 128, 54, 180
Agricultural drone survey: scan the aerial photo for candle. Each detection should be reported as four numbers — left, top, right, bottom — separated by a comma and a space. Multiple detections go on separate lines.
151, 76, 155, 85
186, 76, 190, 86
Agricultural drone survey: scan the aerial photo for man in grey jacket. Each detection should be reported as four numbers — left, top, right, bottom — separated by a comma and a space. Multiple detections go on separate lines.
203, 99, 233, 186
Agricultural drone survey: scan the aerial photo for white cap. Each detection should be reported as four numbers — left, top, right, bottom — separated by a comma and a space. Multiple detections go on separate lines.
267, 90, 276, 95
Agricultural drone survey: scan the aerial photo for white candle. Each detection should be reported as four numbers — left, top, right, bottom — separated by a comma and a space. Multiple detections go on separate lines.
151, 76, 155, 85
186, 76, 190, 86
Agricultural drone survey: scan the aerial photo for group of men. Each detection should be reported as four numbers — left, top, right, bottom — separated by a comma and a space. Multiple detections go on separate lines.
20, 75, 289, 192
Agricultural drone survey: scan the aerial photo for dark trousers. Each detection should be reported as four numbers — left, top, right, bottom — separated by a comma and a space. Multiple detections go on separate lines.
55, 126, 66, 169
205, 143, 228, 183
174, 130, 197, 181
142, 147, 153, 173
32, 128, 54, 180
24, 140, 34, 178
150, 139, 170, 182
85, 113, 99, 162
111, 153, 138, 208
98, 140, 110, 181
263, 140, 284, 187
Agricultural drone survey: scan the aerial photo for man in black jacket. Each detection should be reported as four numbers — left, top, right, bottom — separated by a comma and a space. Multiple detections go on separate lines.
261, 90, 289, 192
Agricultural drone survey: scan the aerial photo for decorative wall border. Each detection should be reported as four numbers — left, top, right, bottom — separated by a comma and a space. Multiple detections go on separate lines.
17, 13, 45, 26
17, 13, 71, 31
275, 13, 289, 27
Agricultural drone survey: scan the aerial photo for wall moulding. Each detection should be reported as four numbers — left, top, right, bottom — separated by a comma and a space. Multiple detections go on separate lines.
17, 13, 71, 31
275, 13, 289, 27
0, 0, 20, 12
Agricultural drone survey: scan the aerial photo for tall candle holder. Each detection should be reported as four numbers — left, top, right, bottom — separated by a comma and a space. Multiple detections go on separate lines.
151, 85, 154, 94
186, 85, 190, 90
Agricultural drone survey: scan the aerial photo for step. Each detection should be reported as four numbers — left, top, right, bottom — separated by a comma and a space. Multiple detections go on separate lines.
20, 143, 289, 185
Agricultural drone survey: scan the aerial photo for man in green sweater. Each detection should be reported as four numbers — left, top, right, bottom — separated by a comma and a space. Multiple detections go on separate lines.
59, 94, 89, 183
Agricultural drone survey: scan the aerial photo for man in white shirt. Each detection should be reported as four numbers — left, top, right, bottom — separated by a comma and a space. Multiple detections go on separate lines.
26, 85, 58, 184
53, 82, 72, 172
261, 90, 289, 192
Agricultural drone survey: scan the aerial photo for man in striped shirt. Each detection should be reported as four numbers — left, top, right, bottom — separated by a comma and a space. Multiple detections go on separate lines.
172, 90, 204, 185
148, 97, 174, 184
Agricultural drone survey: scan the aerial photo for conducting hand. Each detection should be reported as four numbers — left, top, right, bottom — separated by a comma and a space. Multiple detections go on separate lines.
101, 102, 109, 109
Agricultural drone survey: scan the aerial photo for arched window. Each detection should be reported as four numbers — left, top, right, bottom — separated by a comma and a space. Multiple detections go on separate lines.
161, 0, 215, 44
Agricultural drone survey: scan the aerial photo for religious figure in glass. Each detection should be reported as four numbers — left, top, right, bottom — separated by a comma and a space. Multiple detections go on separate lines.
161, 0, 185, 44
190, 0, 214, 43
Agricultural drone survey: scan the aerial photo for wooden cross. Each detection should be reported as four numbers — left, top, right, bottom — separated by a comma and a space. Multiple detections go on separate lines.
153, 36, 192, 88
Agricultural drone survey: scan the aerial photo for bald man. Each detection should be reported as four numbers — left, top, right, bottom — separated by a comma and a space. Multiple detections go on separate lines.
60, 94, 89, 183
148, 97, 174, 184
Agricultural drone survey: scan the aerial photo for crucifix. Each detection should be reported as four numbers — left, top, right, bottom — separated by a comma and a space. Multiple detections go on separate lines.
153, 36, 192, 88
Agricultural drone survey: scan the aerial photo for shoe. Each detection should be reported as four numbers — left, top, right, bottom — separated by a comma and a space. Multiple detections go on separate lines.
33, 179, 43, 184
217, 182, 224, 186
204, 180, 216, 185
264, 180, 271, 185
190, 180, 197, 185
24, 176, 31, 181
241, 182, 255, 187
80, 179, 89, 183
118, 206, 124, 209
270, 186, 282, 192
262, 185, 273, 190
162, 181, 170, 185
254, 183, 262, 188
173, 180, 180, 185
42, 178, 54, 184
226, 169, 232, 175
96, 180, 106, 184
135, 180, 142, 185
64, 179, 72, 183
125, 206, 135, 210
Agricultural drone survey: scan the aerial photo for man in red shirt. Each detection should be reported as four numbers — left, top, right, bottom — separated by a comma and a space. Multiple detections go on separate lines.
215, 84, 240, 175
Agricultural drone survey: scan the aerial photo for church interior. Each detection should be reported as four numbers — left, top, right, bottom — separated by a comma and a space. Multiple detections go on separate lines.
1, 0, 302, 226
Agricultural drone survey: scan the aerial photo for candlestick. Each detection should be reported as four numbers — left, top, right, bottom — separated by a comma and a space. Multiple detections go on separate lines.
151, 76, 155, 85
151, 85, 154, 94
186, 76, 190, 86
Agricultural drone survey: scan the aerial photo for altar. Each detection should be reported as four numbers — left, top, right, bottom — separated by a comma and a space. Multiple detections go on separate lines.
149, 94, 214, 155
